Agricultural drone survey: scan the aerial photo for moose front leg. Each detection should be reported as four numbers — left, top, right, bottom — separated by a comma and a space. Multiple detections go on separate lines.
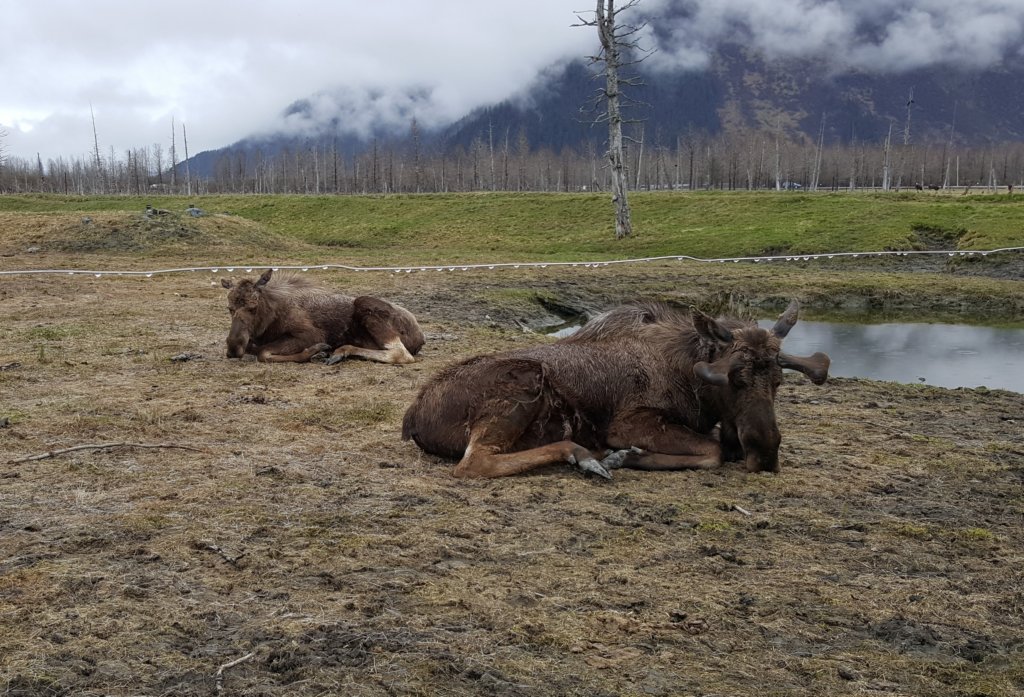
716, 421, 745, 463
605, 409, 722, 471
254, 338, 331, 363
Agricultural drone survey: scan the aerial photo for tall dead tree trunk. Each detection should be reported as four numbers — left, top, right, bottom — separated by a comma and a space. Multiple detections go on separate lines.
182, 123, 192, 197
597, 0, 631, 238
90, 104, 105, 194
169, 118, 178, 192
882, 122, 893, 192
579, 0, 647, 239
810, 113, 825, 191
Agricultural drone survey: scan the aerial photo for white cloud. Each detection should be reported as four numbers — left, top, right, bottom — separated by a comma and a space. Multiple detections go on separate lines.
1, 1, 596, 161
641, 0, 1024, 73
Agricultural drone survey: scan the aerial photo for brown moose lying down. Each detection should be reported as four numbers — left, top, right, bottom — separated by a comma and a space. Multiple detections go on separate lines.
402, 300, 829, 478
220, 269, 424, 364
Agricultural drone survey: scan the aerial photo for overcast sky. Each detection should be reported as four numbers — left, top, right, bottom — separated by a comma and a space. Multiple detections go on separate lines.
3, 0, 1022, 163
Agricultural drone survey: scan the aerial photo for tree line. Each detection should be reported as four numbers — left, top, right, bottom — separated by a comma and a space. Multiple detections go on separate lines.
2, 124, 1022, 196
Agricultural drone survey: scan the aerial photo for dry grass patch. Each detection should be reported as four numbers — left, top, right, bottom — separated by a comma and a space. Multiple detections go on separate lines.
1, 262, 1022, 696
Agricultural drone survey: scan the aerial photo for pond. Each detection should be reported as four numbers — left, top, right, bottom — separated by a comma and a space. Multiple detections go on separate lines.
759, 320, 1024, 393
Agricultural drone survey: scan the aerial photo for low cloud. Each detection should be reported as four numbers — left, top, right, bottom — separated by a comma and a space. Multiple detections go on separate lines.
261, 85, 451, 142
638, 0, 1024, 73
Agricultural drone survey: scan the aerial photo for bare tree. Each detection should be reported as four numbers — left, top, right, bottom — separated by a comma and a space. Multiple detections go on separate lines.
182, 122, 192, 197
89, 103, 106, 193
0, 126, 7, 190
170, 118, 178, 191
577, 0, 649, 239
882, 121, 894, 192
810, 113, 826, 191
152, 142, 164, 187
896, 88, 914, 189
410, 118, 422, 193
941, 101, 957, 189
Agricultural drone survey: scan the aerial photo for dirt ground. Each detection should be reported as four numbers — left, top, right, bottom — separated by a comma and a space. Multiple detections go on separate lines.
2, 251, 1023, 695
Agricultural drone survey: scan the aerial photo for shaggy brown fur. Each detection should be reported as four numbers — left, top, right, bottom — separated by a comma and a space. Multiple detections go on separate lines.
221, 269, 424, 364
402, 300, 829, 478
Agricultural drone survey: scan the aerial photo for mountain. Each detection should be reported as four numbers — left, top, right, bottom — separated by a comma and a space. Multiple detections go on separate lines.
185, 44, 1024, 179
447, 44, 1024, 150
441, 59, 723, 154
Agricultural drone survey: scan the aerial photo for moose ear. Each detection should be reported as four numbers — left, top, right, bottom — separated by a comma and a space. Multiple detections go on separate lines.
220, 278, 234, 289
256, 269, 273, 287
691, 307, 734, 343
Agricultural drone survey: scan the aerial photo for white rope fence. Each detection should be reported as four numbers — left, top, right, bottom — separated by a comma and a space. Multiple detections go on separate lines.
1, 246, 1021, 277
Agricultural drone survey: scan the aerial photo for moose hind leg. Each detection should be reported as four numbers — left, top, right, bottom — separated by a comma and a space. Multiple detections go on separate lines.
328, 340, 414, 365
456, 436, 610, 479
327, 297, 417, 365
451, 361, 609, 479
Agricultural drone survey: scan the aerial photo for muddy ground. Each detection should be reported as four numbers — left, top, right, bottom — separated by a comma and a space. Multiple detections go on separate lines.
1, 249, 1023, 696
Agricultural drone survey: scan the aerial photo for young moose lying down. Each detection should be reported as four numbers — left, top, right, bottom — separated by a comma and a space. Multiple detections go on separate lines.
221, 269, 424, 364
402, 300, 829, 478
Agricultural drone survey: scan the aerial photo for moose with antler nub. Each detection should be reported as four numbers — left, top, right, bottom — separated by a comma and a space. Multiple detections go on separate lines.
220, 269, 424, 365
402, 300, 829, 478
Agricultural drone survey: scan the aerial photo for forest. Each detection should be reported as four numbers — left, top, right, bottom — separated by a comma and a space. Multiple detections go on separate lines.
2, 124, 1023, 197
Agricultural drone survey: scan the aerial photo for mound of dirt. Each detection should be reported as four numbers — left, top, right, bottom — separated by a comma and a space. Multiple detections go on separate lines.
0, 210, 306, 260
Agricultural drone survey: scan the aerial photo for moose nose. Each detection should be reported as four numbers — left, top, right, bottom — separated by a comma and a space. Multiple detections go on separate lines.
740, 423, 781, 473
745, 448, 780, 473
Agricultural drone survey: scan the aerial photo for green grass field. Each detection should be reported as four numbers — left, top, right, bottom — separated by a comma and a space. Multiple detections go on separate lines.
2, 190, 1021, 265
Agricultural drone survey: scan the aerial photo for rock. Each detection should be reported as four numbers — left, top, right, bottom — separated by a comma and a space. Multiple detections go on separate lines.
169, 352, 204, 362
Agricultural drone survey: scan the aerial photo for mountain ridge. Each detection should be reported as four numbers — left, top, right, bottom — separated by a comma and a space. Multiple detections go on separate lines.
186, 44, 1024, 179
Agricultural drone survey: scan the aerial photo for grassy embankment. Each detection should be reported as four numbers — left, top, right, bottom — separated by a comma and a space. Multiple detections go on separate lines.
2, 190, 1022, 262
1, 191, 1021, 323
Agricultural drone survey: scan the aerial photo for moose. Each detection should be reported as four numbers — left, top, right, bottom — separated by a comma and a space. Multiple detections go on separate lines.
220, 269, 425, 364
402, 300, 829, 478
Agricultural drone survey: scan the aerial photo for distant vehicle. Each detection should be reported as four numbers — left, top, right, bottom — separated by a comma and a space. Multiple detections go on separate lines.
781, 181, 803, 190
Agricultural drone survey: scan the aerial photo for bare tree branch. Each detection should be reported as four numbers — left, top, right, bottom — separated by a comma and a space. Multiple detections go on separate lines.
9, 442, 208, 464
215, 651, 257, 693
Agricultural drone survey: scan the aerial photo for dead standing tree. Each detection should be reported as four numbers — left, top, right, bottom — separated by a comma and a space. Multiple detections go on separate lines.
0, 127, 7, 186
577, 0, 649, 239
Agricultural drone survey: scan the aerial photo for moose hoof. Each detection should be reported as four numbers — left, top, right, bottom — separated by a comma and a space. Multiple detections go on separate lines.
600, 447, 642, 470
576, 456, 612, 480
325, 354, 346, 366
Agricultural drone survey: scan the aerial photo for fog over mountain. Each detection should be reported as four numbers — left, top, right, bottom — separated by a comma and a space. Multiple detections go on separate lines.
218, 0, 1024, 164
4, 1, 1021, 165
639, 0, 1024, 74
